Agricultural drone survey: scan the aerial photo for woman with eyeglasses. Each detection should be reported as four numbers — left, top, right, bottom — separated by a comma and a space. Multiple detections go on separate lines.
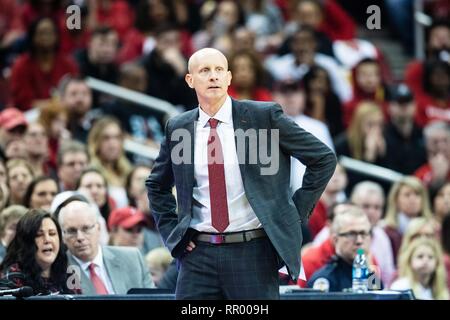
0, 209, 79, 295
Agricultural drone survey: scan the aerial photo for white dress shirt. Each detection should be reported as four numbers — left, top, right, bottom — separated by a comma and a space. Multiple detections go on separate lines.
190, 96, 262, 232
72, 246, 115, 294
289, 114, 334, 191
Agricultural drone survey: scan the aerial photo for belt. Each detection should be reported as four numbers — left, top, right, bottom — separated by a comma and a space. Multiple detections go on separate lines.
195, 229, 267, 244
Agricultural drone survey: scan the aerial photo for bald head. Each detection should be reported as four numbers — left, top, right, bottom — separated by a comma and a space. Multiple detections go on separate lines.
58, 200, 98, 227
188, 48, 228, 74
59, 200, 101, 262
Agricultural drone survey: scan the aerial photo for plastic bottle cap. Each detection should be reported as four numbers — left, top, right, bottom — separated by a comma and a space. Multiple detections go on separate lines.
357, 248, 364, 255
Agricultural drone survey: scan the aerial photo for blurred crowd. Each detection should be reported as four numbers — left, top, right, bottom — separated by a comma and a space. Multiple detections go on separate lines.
0, 0, 449, 299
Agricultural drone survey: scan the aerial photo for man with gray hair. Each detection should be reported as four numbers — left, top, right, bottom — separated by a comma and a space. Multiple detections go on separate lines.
57, 140, 89, 191
307, 206, 382, 292
415, 121, 450, 190
350, 181, 395, 286
59, 199, 153, 294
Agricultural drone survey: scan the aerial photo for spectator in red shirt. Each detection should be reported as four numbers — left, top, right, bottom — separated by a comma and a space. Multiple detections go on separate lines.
299, 203, 379, 288
0, 0, 24, 57
9, 17, 78, 110
86, 0, 134, 42
415, 60, 450, 127
117, 0, 193, 64
415, 121, 450, 189
404, 20, 450, 100
20, 0, 65, 30
343, 58, 388, 127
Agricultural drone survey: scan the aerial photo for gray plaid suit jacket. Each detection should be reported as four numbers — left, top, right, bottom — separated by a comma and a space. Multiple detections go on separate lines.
146, 98, 337, 280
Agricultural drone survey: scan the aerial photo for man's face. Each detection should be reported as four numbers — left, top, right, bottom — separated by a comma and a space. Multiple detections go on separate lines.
58, 152, 88, 190
0, 125, 26, 149
359, 193, 384, 226
112, 225, 144, 248
61, 82, 92, 116
155, 30, 181, 53
388, 101, 416, 124
356, 63, 381, 94
98, 123, 123, 163
24, 123, 48, 157
4, 139, 27, 160
273, 89, 305, 117
296, 1, 322, 28
88, 32, 118, 64
61, 202, 100, 262
333, 216, 371, 264
426, 129, 450, 158
428, 26, 450, 52
185, 50, 232, 105
291, 31, 316, 65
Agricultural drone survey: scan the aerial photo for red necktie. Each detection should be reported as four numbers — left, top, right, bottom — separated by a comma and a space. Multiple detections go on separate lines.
208, 118, 230, 232
88, 263, 109, 294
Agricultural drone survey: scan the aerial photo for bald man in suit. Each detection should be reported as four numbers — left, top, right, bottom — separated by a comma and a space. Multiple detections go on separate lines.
147, 48, 336, 299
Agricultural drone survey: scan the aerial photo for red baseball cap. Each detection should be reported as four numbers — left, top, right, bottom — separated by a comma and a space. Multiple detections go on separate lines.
108, 207, 147, 230
0, 108, 28, 131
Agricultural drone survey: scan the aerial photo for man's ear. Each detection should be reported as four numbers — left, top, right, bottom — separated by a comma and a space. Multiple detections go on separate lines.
331, 232, 338, 246
185, 74, 194, 88
227, 70, 232, 86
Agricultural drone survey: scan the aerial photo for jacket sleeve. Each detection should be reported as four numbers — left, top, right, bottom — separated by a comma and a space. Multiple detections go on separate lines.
270, 104, 337, 222
145, 119, 178, 245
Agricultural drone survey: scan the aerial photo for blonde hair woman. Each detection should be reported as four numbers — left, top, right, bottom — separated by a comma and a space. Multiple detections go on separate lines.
87, 117, 131, 207
346, 102, 385, 162
334, 101, 386, 193
383, 176, 433, 265
391, 237, 449, 300
397, 217, 440, 266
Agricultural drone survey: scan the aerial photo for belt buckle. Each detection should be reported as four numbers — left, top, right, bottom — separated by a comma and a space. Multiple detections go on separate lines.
210, 234, 226, 244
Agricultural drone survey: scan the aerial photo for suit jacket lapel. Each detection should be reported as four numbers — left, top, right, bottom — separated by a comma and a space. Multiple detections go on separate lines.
102, 247, 125, 294
231, 98, 249, 183
67, 253, 95, 295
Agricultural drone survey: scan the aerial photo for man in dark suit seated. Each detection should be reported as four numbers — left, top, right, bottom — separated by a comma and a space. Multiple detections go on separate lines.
307, 206, 382, 292
58, 199, 153, 294
146, 47, 337, 299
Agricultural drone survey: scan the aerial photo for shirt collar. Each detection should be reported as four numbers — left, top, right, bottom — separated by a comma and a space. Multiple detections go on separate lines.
198, 96, 232, 128
72, 246, 104, 271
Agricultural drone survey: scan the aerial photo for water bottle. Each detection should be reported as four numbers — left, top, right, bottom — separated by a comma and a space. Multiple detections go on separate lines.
352, 248, 369, 293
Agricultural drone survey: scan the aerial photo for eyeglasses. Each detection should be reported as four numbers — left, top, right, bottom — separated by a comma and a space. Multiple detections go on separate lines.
63, 224, 96, 238
124, 225, 143, 234
338, 230, 371, 241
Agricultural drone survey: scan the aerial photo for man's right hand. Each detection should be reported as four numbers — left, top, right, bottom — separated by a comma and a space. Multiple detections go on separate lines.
185, 241, 196, 252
